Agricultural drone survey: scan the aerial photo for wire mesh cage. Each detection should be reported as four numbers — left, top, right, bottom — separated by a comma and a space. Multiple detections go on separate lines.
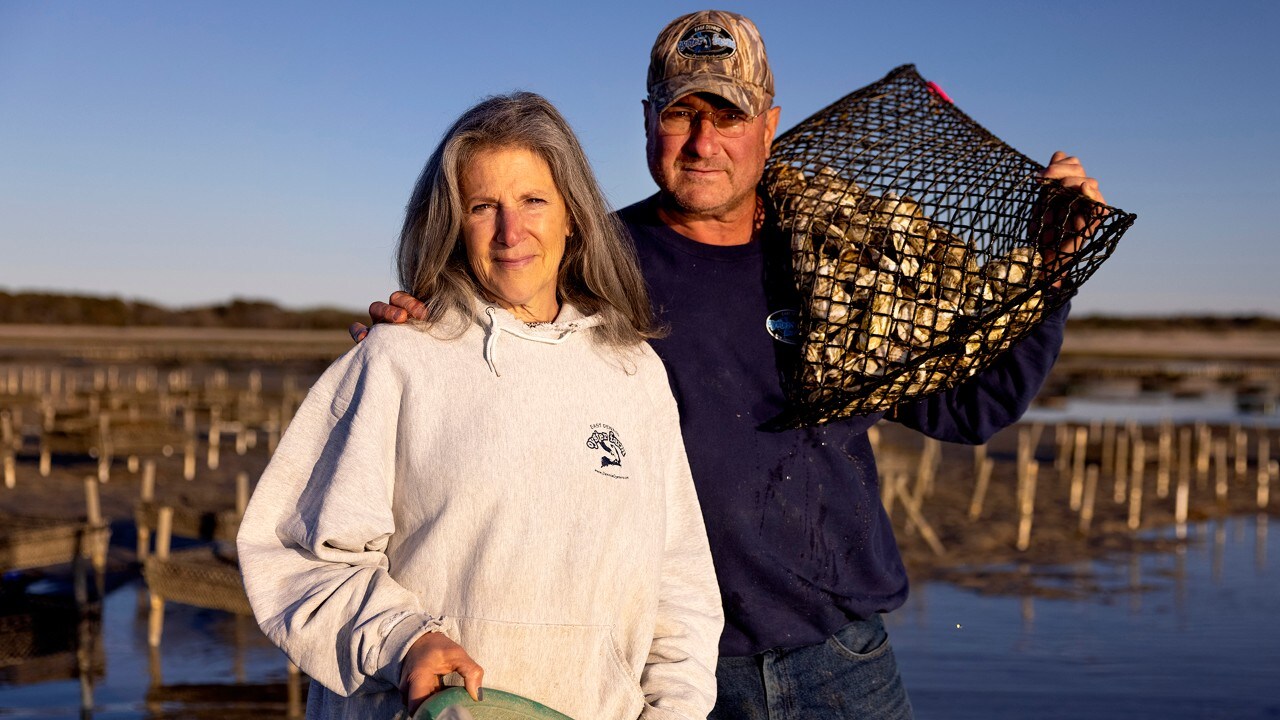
763, 64, 1136, 427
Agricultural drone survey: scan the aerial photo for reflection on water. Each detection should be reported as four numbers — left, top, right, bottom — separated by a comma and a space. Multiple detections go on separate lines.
0, 518, 1275, 719
0, 582, 300, 718
890, 515, 1280, 720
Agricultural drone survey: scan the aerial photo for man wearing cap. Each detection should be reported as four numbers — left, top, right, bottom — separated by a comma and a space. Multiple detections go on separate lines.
356, 10, 1104, 719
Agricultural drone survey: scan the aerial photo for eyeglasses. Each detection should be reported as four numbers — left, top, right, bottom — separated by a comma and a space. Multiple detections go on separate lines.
657, 107, 759, 138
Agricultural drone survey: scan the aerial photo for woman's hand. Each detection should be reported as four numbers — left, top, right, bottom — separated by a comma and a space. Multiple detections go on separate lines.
400, 632, 485, 714
349, 291, 429, 343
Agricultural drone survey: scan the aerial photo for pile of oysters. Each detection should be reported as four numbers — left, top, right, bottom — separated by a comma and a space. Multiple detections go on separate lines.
767, 163, 1051, 415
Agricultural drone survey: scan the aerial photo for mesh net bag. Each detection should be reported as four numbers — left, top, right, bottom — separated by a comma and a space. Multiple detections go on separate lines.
763, 64, 1136, 427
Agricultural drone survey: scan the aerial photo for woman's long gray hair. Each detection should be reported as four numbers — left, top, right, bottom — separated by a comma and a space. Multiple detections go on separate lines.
397, 91, 659, 346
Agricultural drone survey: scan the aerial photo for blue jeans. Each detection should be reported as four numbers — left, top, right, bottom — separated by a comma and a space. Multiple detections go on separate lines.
709, 615, 914, 720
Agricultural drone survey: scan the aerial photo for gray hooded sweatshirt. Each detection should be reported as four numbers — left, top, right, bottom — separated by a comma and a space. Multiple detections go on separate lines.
237, 303, 722, 720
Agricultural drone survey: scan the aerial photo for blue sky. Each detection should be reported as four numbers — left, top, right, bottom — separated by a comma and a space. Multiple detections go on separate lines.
1, 1, 1276, 316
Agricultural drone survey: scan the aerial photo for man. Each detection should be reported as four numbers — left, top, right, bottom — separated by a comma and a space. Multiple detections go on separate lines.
354, 10, 1104, 719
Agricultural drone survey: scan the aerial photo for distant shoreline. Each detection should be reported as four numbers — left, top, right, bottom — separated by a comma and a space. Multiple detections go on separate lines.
3, 289, 1278, 332
2, 323, 1279, 365
0, 290, 362, 331
1061, 327, 1280, 361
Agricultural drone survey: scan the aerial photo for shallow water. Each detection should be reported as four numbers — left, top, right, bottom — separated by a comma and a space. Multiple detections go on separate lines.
0, 583, 298, 718
1, 517, 1276, 719
891, 515, 1280, 719
1024, 388, 1280, 428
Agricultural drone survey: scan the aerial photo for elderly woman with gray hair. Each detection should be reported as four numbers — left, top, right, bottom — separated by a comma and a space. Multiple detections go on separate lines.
237, 92, 722, 720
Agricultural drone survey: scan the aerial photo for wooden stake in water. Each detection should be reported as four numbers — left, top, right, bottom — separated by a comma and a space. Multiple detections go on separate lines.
84, 475, 101, 526
1128, 441, 1146, 530
137, 460, 157, 560
183, 438, 196, 481
148, 507, 174, 647
1070, 426, 1087, 511
1178, 426, 1192, 495
1234, 426, 1249, 481
1157, 423, 1173, 499
1260, 459, 1275, 510
892, 472, 946, 557
1214, 438, 1229, 505
968, 455, 995, 521
1055, 424, 1071, 474
1017, 426, 1033, 474
1028, 422, 1045, 453
1113, 428, 1129, 504
1016, 425, 1034, 514
1256, 436, 1271, 509
1175, 453, 1191, 540
1101, 421, 1116, 477
1195, 423, 1211, 489
916, 438, 940, 500
97, 413, 111, 483
1017, 463, 1039, 551
207, 406, 222, 471
1126, 419, 1142, 447
236, 472, 249, 517
1080, 464, 1100, 535
88, 479, 107, 589
142, 460, 156, 500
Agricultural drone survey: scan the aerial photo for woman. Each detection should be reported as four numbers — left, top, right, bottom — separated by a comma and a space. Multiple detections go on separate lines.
237, 92, 722, 720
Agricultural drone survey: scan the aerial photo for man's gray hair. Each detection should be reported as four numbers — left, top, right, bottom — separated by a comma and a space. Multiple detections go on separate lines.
397, 91, 659, 346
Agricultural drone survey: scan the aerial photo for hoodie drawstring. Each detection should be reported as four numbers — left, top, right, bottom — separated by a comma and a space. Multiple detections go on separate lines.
483, 306, 578, 377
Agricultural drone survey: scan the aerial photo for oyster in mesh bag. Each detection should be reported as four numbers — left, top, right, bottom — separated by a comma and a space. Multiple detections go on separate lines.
763, 64, 1136, 426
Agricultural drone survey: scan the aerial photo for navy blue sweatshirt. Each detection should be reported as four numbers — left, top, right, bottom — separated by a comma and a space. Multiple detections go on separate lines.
618, 195, 1069, 657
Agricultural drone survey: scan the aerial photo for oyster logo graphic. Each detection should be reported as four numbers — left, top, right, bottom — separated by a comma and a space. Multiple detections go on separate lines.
677, 23, 736, 59
586, 423, 627, 477
765, 309, 801, 345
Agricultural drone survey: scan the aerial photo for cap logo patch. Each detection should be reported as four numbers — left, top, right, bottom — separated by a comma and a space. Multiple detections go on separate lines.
677, 23, 736, 59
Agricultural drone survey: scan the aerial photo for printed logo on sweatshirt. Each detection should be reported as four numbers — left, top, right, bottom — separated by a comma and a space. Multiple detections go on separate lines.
586, 423, 629, 479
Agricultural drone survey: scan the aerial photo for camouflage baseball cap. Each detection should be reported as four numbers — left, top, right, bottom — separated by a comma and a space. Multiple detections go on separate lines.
647, 10, 774, 117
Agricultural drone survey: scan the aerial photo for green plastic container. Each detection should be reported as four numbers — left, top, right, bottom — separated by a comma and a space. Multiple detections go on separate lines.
415, 687, 575, 720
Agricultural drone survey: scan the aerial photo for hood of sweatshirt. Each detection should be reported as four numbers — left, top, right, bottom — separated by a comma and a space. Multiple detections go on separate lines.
476, 301, 603, 377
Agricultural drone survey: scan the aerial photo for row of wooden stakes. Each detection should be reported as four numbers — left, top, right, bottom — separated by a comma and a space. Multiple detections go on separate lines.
875, 420, 1277, 556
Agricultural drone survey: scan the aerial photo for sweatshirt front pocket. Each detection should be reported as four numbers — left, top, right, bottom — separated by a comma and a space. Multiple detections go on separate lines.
447, 615, 645, 720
